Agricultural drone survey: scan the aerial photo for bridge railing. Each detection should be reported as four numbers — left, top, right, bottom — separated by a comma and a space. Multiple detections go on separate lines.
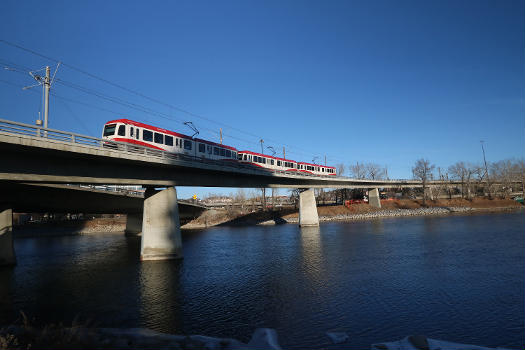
0, 118, 338, 179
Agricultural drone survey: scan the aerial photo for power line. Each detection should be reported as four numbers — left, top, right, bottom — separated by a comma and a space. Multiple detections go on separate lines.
2, 76, 334, 160
0, 39, 346, 163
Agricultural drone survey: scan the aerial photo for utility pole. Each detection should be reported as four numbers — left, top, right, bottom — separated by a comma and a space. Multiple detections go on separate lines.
21, 63, 59, 131
480, 140, 491, 198
43, 66, 50, 129
283, 146, 286, 159
220, 128, 223, 144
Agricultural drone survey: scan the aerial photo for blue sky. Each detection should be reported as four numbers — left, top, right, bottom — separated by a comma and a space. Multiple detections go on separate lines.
1, 0, 523, 199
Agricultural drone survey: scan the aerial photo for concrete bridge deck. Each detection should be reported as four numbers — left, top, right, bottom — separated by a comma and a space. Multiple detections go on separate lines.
0, 118, 429, 189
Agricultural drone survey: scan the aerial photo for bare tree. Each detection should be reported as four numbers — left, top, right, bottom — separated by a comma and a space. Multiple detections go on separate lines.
448, 161, 477, 199
336, 163, 345, 176
235, 188, 247, 213
349, 162, 387, 180
412, 158, 435, 205
349, 162, 366, 179
364, 163, 387, 180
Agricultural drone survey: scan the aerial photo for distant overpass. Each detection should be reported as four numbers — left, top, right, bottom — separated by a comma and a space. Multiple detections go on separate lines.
0, 182, 206, 219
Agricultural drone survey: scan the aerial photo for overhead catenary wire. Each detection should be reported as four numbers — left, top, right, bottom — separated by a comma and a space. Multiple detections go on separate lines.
0, 39, 346, 163
2, 67, 336, 161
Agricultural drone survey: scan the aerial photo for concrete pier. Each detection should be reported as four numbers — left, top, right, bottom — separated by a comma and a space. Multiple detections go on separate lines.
368, 188, 381, 208
125, 213, 143, 236
0, 208, 16, 266
298, 188, 319, 227
140, 187, 183, 261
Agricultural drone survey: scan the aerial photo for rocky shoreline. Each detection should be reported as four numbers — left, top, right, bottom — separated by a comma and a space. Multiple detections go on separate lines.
13, 204, 523, 234
282, 206, 502, 224
226, 206, 521, 226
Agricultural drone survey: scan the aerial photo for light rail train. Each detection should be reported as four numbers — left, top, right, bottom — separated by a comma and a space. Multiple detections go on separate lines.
102, 119, 336, 176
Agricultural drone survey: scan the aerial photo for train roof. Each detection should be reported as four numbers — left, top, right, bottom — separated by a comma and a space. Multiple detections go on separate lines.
297, 161, 336, 169
105, 119, 237, 151
239, 150, 336, 169
238, 150, 295, 163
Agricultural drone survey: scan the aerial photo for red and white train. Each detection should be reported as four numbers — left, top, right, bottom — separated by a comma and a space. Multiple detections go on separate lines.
102, 119, 336, 176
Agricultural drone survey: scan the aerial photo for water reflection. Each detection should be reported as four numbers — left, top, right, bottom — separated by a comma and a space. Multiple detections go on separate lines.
139, 260, 184, 332
370, 219, 385, 234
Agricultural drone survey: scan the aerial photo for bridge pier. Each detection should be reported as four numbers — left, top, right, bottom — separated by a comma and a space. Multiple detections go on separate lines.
298, 188, 319, 227
125, 213, 143, 236
140, 187, 183, 261
0, 207, 16, 266
368, 188, 381, 208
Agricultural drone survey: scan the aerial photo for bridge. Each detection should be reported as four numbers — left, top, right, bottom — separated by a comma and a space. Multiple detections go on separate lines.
0, 118, 474, 266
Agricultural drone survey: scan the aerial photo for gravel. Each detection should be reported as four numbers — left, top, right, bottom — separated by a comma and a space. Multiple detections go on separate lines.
285, 207, 474, 223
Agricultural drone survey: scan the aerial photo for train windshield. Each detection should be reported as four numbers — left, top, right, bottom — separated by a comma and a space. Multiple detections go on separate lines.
103, 124, 117, 136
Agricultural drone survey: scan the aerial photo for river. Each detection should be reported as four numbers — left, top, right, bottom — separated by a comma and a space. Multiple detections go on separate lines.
1, 211, 523, 349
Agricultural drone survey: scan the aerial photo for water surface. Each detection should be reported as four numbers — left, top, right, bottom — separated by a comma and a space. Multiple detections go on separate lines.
1, 211, 523, 349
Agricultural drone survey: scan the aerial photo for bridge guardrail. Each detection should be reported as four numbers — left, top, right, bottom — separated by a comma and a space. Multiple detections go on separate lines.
0, 118, 342, 180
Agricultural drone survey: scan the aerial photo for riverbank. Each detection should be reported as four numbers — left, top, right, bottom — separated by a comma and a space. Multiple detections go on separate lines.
183, 198, 523, 228
13, 217, 126, 237
12, 198, 523, 234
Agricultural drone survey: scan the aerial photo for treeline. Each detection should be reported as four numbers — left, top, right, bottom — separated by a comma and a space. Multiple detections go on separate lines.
333, 158, 524, 204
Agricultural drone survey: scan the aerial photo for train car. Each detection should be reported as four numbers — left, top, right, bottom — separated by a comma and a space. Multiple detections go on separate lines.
102, 119, 238, 161
297, 162, 337, 176
238, 150, 298, 172
238, 151, 336, 175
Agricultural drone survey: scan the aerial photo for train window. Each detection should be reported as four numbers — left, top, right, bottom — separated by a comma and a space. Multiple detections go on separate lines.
175, 138, 178, 146
143, 130, 153, 142
135, 129, 140, 140
165, 135, 173, 146
238, 154, 243, 160
232, 151, 236, 159
103, 124, 116, 136
207, 145, 212, 154
271, 159, 274, 165
277, 160, 281, 166
154, 133, 163, 144
214, 147, 219, 155
220, 149, 225, 156
199, 143, 205, 153
243, 154, 247, 161
130, 127, 134, 137
184, 140, 192, 150
117, 125, 126, 136
225, 150, 231, 157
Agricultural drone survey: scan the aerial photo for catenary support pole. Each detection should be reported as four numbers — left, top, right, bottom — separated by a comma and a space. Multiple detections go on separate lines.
140, 187, 183, 261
